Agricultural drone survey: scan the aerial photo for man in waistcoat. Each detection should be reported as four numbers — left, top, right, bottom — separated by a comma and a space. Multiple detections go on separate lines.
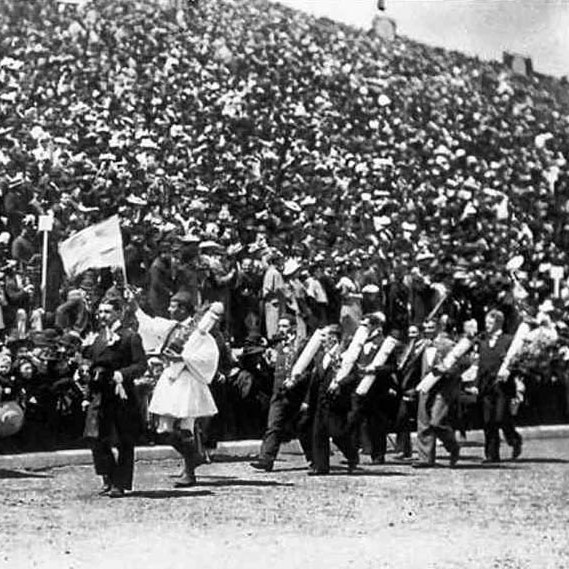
475, 309, 522, 463
250, 315, 311, 472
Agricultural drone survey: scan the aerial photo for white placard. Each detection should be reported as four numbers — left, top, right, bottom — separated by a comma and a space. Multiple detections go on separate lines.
550, 266, 564, 280
38, 215, 54, 232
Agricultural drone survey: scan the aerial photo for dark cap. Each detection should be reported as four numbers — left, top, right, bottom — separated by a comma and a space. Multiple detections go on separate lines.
171, 291, 194, 312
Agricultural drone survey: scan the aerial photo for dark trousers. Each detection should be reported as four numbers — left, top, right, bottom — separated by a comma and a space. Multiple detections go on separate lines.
394, 396, 416, 457
347, 390, 389, 461
91, 440, 135, 490
259, 387, 311, 465
482, 390, 522, 461
307, 378, 358, 472
416, 387, 459, 464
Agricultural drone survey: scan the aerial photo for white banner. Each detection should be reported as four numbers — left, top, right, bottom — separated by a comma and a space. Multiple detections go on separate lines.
59, 215, 125, 277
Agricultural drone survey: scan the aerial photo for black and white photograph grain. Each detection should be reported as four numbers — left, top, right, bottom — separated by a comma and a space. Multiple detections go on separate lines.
0, 1, 568, 568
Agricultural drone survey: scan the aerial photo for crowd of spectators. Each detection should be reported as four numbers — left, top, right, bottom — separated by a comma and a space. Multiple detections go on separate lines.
0, 0, 569, 451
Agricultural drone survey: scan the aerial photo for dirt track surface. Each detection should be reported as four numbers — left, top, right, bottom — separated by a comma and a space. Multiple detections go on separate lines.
1, 438, 568, 569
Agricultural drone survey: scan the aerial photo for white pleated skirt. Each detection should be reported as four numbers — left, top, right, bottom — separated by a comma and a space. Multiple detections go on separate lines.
149, 362, 218, 421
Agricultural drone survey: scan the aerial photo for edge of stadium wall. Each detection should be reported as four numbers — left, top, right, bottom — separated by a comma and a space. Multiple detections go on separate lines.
1, 424, 568, 471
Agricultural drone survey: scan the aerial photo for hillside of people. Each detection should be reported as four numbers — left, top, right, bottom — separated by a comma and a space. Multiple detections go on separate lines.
0, 0, 568, 451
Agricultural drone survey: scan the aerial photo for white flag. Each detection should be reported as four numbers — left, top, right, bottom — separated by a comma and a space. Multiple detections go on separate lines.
59, 215, 125, 277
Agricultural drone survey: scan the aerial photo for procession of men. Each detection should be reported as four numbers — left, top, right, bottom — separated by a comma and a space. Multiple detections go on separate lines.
72, 277, 529, 497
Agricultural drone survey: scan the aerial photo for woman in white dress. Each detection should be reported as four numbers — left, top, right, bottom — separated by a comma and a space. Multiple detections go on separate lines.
336, 263, 363, 342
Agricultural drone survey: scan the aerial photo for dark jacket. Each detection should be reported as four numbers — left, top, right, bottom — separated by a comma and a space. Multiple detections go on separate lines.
83, 326, 147, 444
476, 333, 514, 397
148, 256, 174, 318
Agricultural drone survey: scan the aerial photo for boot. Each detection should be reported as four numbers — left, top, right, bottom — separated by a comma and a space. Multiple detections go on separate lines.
174, 430, 198, 487
98, 474, 112, 495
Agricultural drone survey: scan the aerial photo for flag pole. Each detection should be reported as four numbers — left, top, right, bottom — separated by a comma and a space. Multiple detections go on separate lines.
38, 214, 54, 310
41, 230, 48, 309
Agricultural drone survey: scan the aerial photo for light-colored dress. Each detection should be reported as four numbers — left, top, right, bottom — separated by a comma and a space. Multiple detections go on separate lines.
336, 276, 363, 340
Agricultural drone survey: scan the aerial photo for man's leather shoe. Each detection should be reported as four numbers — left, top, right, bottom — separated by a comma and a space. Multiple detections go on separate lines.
370, 456, 385, 465
412, 461, 435, 469
108, 486, 125, 498
98, 476, 112, 495
482, 457, 500, 464
249, 461, 273, 472
98, 484, 112, 496
512, 439, 523, 460
175, 474, 197, 487
449, 446, 460, 468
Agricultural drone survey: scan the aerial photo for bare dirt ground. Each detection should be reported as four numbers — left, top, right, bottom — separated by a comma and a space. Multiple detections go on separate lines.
1, 437, 568, 569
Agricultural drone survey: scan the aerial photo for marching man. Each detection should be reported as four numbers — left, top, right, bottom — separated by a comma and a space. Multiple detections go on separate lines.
413, 318, 469, 469
83, 297, 147, 498
475, 309, 523, 463
250, 315, 312, 472
135, 291, 222, 487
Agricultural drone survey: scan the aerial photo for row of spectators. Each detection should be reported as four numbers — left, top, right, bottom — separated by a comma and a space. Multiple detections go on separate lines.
0, 0, 569, 449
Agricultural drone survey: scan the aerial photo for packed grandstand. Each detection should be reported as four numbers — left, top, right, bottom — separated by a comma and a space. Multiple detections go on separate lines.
0, 0, 567, 451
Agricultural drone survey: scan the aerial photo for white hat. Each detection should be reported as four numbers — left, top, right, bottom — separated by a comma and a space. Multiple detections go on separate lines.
283, 258, 301, 277
539, 299, 555, 314
283, 200, 301, 213
506, 255, 524, 272
126, 195, 146, 206
416, 250, 435, 262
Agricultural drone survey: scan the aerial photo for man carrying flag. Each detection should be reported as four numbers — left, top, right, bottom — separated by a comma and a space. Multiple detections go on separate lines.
135, 292, 222, 487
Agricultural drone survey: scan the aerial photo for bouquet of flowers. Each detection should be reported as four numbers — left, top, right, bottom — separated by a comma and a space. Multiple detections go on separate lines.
511, 320, 563, 383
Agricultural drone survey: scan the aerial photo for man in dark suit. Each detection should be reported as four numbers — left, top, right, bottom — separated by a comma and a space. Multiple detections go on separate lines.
84, 297, 147, 497
304, 325, 358, 475
249, 315, 311, 472
475, 309, 522, 463
394, 324, 426, 459
342, 313, 400, 466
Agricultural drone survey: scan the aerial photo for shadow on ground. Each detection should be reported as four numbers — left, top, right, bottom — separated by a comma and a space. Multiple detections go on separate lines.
127, 489, 213, 499
197, 477, 294, 487
450, 464, 521, 470
510, 457, 568, 464
271, 466, 310, 473
329, 469, 409, 477
0, 469, 52, 479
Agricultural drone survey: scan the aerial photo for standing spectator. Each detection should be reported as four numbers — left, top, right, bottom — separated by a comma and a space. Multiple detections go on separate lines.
11, 222, 36, 265
201, 248, 237, 335
148, 243, 175, 318
124, 234, 150, 291
262, 252, 285, 340
3, 262, 33, 333
304, 263, 328, 331
282, 259, 308, 345
232, 257, 263, 345
386, 266, 410, 333
336, 262, 363, 341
